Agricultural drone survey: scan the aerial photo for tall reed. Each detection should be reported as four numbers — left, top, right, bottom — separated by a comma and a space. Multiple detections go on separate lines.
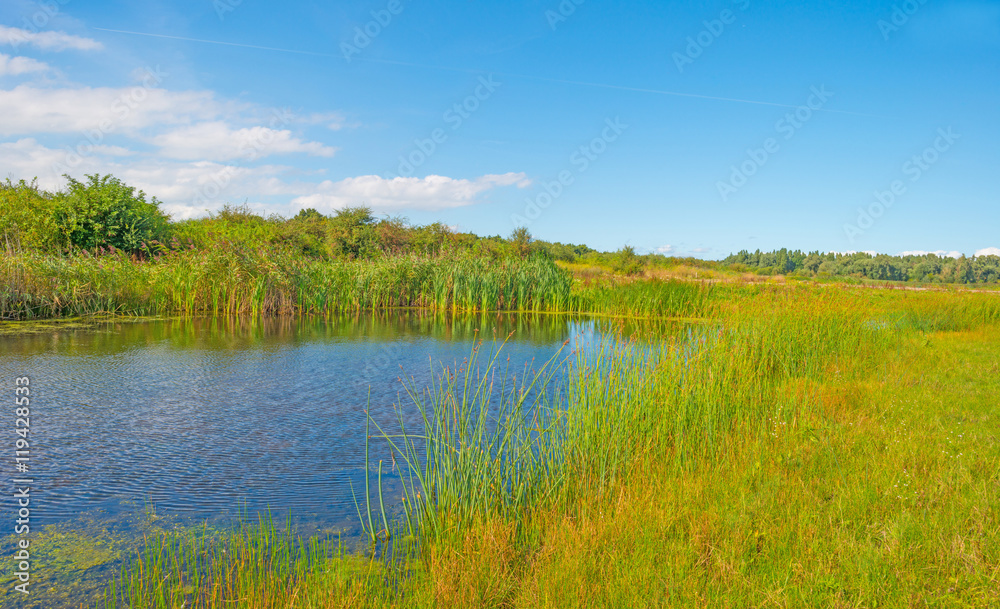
0, 248, 575, 320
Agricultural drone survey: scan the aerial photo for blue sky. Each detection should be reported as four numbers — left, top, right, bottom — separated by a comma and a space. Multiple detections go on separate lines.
0, 0, 997, 259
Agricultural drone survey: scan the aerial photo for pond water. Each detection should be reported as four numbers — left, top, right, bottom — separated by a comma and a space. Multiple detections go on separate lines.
0, 312, 667, 607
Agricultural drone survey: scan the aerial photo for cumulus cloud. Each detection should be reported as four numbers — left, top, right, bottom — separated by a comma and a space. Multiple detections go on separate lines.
0, 53, 48, 75
898, 250, 962, 258
292, 173, 530, 212
0, 138, 301, 213
975, 247, 1000, 257
0, 83, 224, 136
0, 138, 531, 219
117, 162, 303, 219
0, 83, 334, 163
0, 25, 102, 52
151, 121, 336, 161
656, 245, 675, 254
0, 138, 99, 188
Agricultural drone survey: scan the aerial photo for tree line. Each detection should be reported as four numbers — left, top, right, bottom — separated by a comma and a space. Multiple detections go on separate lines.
723, 248, 1000, 284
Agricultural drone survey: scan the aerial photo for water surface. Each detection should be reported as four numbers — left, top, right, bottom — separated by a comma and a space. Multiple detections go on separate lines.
0, 311, 671, 606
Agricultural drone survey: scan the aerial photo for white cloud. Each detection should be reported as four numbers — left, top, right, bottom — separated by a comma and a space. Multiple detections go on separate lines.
0, 84, 335, 162
0, 138, 532, 219
898, 250, 962, 258
834, 250, 881, 256
656, 245, 675, 254
0, 53, 48, 75
0, 25, 102, 52
119, 162, 296, 219
300, 111, 351, 130
975, 247, 1000, 257
292, 173, 530, 212
0, 84, 224, 136
0, 138, 96, 188
0, 138, 300, 214
151, 122, 336, 161
691, 247, 711, 254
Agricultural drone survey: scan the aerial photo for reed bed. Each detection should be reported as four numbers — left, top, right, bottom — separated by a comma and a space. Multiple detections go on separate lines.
0, 248, 574, 319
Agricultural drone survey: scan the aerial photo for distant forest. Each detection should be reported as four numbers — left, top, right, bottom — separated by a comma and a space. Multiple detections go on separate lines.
722, 249, 1000, 284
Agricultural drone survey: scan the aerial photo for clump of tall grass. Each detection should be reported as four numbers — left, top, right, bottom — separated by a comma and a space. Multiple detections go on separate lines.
570, 277, 717, 319
364, 338, 572, 547
0, 247, 574, 320
100, 514, 402, 609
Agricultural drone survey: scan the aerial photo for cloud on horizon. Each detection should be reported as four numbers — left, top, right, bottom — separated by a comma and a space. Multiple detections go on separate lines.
292, 173, 531, 213
898, 250, 963, 258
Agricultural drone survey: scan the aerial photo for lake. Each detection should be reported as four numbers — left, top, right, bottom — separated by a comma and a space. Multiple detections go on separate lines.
0, 312, 650, 607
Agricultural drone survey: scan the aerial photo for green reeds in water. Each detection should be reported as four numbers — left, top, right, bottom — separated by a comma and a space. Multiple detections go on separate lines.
99, 513, 399, 609
368, 336, 573, 545
0, 250, 576, 319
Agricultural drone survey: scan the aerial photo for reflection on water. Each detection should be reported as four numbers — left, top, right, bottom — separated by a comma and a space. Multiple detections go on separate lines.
0, 311, 684, 607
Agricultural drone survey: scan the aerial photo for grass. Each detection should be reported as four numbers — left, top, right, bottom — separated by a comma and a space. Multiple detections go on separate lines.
85, 282, 1000, 608
0, 248, 576, 319
1, 245, 736, 321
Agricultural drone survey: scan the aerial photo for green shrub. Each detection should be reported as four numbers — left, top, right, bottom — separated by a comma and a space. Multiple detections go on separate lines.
0, 178, 60, 251
612, 245, 644, 276
53, 174, 170, 253
328, 205, 379, 259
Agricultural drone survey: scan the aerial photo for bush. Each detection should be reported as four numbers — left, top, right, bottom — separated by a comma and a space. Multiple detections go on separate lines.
0, 178, 60, 251
612, 245, 644, 276
328, 206, 378, 259
508, 227, 532, 259
54, 174, 170, 253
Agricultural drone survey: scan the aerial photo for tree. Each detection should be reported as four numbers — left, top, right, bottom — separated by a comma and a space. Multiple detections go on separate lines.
508, 227, 532, 259
328, 205, 378, 259
53, 174, 169, 253
285, 207, 329, 257
375, 216, 411, 256
294, 208, 324, 221
612, 245, 644, 276
0, 178, 60, 251
410, 222, 452, 257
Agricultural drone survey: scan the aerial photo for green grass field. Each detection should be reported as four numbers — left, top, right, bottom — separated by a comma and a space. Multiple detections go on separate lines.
78, 282, 1000, 609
